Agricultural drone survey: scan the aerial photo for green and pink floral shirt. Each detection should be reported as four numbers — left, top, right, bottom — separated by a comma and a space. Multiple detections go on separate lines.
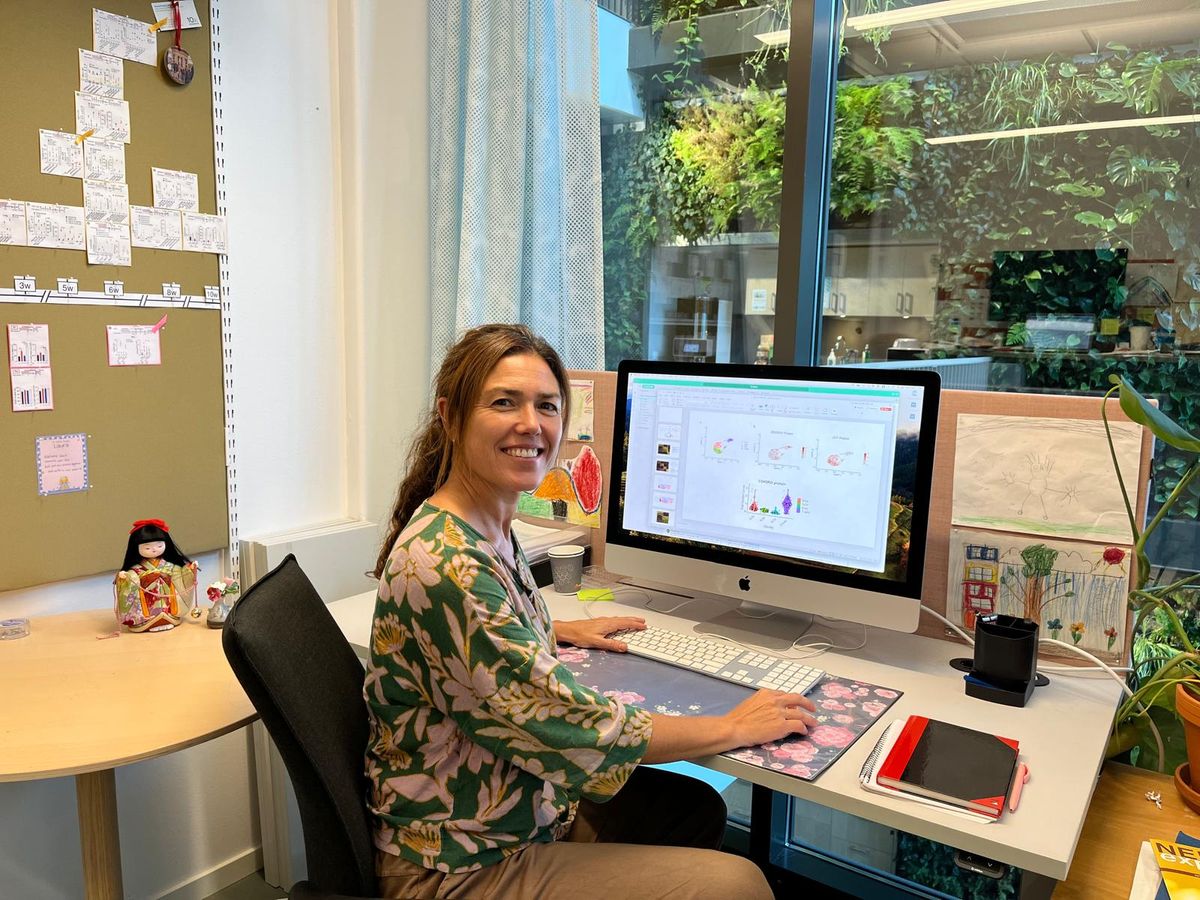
364, 503, 653, 873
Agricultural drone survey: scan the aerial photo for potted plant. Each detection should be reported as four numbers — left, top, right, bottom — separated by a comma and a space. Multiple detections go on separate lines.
1127, 318, 1154, 352
1104, 376, 1200, 806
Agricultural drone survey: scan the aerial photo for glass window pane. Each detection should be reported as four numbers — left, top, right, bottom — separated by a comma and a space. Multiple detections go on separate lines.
600, 1, 793, 368
823, 2, 1200, 577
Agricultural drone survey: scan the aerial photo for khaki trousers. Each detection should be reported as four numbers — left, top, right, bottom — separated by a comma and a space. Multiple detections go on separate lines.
377, 766, 774, 900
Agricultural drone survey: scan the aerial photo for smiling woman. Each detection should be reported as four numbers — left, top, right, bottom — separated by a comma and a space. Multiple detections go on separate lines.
365, 323, 810, 899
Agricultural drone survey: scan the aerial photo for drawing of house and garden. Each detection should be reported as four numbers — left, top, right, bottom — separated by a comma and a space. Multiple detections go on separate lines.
946, 526, 1131, 660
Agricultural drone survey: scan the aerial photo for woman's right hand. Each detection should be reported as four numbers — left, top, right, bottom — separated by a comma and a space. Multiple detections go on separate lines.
723, 689, 818, 747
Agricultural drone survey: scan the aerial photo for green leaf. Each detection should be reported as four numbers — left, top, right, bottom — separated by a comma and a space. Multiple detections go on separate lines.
1109, 376, 1200, 452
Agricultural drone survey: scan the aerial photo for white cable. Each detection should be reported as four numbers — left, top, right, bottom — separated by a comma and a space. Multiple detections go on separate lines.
918, 606, 1165, 769
1037, 637, 1132, 698
920, 605, 1134, 672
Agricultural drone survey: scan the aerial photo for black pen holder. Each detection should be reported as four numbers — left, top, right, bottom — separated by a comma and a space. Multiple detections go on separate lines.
952, 614, 1044, 708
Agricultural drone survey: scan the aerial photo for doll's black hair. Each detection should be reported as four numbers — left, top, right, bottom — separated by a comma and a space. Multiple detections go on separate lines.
121, 521, 193, 570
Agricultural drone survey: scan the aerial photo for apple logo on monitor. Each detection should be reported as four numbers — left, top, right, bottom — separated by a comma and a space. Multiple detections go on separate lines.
738, 575, 751, 592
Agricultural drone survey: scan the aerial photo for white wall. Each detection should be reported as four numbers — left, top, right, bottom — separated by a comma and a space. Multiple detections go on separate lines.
0, 1, 430, 896
335, 0, 431, 525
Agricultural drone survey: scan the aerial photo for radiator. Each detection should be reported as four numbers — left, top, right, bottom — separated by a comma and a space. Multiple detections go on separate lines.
240, 518, 381, 890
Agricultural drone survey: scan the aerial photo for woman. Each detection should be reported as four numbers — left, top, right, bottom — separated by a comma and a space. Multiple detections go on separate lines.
365, 324, 816, 899
114, 518, 199, 632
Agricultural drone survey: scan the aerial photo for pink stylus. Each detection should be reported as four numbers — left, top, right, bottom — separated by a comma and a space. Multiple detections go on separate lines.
1009, 763, 1030, 812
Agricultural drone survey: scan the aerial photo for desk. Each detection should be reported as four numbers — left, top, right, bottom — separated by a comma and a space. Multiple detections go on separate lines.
328, 587, 1121, 883
0, 609, 256, 900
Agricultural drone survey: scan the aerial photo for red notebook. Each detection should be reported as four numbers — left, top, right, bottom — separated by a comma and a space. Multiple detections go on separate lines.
876, 715, 1019, 818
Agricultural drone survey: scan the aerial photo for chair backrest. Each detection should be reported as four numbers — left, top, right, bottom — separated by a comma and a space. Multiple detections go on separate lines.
223, 554, 377, 896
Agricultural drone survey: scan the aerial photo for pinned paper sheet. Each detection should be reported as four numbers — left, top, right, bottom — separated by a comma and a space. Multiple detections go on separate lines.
150, 1, 202, 29
92, 9, 156, 66
567, 378, 595, 442
952, 414, 1143, 544
130, 205, 181, 250
83, 138, 125, 183
10, 368, 53, 412
39, 130, 83, 177
518, 445, 604, 527
8, 323, 53, 413
946, 526, 1130, 661
0, 200, 28, 246
106, 324, 161, 366
8, 324, 50, 366
35, 433, 89, 495
83, 180, 129, 225
26, 203, 85, 250
75, 92, 131, 143
182, 211, 227, 253
86, 222, 132, 266
79, 48, 124, 98
152, 167, 199, 211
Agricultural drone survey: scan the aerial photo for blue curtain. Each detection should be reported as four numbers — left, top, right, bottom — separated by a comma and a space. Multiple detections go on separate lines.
428, 0, 604, 371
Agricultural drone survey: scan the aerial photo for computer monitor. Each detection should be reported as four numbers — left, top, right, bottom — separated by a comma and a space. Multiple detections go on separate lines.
604, 360, 940, 634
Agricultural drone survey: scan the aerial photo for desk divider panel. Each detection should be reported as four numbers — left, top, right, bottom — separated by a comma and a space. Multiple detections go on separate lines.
918, 388, 1153, 655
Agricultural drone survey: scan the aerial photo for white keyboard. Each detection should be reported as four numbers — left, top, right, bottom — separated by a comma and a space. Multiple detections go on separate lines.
611, 624, 826, 694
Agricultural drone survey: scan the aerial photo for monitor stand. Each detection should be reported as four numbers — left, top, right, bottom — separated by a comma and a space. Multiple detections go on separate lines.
693, 601, 820, 654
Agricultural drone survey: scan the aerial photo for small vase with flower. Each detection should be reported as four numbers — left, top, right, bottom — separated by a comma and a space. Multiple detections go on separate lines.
205, 577, 240, 629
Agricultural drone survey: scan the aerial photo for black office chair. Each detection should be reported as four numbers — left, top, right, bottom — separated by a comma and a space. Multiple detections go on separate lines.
222, 554, 381, 900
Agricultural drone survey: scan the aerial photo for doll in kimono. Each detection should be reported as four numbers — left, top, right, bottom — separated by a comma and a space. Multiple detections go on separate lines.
114, 519, 200, 632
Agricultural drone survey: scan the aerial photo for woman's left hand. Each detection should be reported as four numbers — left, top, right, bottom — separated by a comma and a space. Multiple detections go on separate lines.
555, 616, 646, 652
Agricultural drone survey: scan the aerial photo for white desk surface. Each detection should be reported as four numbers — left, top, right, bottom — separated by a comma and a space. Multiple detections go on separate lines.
328, 587, 1121, 881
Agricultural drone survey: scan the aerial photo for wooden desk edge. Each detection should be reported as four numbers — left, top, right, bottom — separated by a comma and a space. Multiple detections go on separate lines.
0, 711, 259, 782
1054, 762, 1200, 897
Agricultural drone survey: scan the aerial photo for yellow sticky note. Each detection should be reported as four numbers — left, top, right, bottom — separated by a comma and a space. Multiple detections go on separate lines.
578, 588, 615, 602
1100, 318, 1120, 336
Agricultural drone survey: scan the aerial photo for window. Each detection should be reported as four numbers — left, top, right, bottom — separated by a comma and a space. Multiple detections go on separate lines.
600, 1, 793, 368
813, 2, 1200, 572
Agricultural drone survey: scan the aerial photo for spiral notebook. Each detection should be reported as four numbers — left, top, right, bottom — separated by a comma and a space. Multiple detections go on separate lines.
876, 715, 1019, 818
858, 719, 997, 823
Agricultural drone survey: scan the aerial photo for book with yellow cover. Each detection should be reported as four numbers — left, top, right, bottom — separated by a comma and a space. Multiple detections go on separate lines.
1152, 839, 1200, 899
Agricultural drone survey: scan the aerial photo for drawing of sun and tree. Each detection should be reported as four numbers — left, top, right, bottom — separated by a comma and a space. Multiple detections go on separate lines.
947, 527, 1131, 659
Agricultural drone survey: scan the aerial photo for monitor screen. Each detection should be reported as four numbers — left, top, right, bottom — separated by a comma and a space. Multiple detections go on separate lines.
604, 361, 941, 633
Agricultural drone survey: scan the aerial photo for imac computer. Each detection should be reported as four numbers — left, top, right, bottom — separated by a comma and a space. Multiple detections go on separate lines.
604, 360, 940, 636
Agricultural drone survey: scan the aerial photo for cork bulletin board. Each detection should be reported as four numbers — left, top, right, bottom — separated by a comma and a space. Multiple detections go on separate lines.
0, 0, 219, 294
0, 1, 227, 591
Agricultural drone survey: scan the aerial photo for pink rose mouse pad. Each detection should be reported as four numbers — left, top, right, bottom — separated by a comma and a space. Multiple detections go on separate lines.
558, 645, 902, 781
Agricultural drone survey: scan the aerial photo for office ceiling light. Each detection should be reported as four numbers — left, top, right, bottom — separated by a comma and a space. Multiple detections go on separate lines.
926, 112, 1200, 144
845, 0, 1049, 32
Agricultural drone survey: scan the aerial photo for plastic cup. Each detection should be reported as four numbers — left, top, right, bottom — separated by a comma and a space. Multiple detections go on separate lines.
547, 544, 585, 594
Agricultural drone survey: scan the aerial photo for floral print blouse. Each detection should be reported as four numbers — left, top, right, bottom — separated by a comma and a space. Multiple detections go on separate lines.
364, 503, 653, 873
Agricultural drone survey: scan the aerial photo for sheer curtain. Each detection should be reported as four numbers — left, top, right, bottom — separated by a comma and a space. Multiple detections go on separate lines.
428, 0, 604, 371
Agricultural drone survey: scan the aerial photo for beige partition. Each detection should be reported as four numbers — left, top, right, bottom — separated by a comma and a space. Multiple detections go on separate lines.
915, 389, 1153, 654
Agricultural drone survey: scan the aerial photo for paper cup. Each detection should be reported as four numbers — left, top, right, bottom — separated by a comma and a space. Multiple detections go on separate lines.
547, 544, 585, 594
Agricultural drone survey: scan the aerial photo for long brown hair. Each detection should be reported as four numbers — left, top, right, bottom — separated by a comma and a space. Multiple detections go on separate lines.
374, 323, 571, 578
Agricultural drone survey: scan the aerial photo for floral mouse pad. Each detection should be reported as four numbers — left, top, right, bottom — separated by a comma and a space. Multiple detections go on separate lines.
558, 645, 902, 781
